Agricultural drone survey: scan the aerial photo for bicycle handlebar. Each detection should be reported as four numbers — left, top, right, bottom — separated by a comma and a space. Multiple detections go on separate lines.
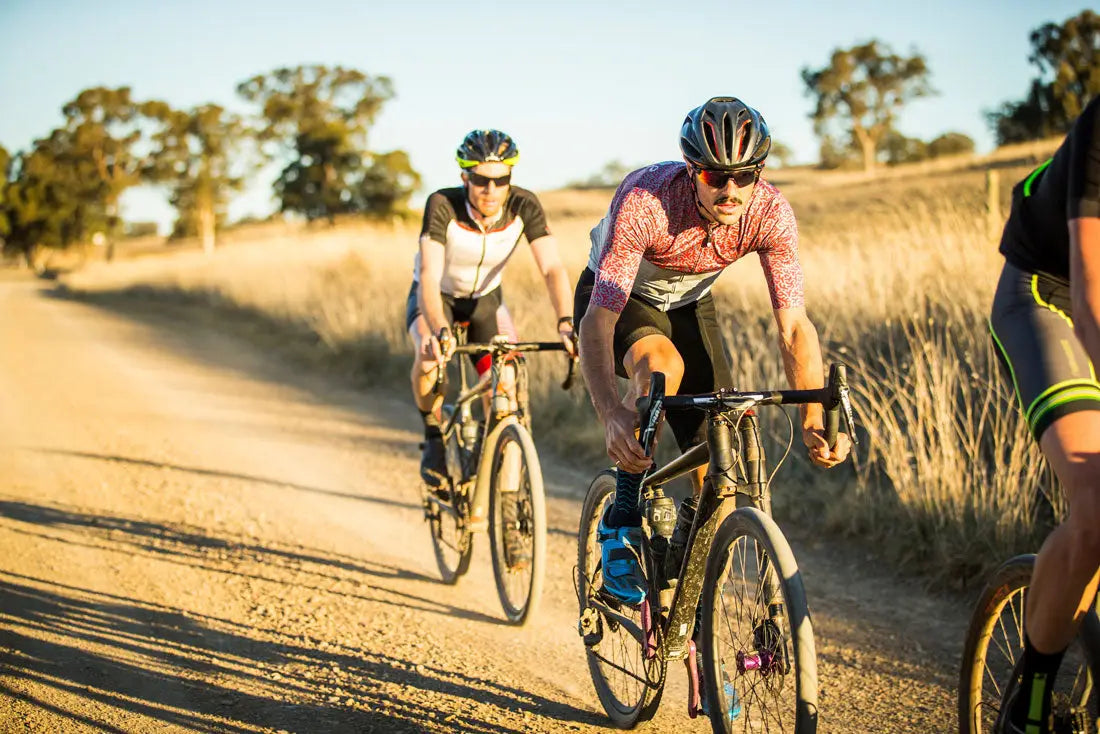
636, 362, 855, 452
433, 337, 579, 393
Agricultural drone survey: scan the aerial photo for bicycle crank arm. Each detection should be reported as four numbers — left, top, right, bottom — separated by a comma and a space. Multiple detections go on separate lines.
585, 596, 647, 648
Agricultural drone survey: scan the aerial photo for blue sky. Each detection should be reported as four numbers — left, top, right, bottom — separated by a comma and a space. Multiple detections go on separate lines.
0, 0, 1089, 230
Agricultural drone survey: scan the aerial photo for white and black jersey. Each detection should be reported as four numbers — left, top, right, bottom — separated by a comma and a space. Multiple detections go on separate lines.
413, 186, 551, 298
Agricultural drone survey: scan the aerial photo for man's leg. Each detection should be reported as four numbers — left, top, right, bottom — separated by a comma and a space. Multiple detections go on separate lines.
607, 334, 685, 523
409, 316, 447, 486
595, 335, 685, 604
1004, 412, 1100, 731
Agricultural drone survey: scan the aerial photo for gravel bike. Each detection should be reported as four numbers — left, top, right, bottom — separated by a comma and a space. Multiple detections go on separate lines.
576, 364, 855, 732
423, 323, 576, 624
958, 553, 1100, 732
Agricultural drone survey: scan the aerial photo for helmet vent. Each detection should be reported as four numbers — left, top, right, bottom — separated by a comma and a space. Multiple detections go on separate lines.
702, 121, 719, 162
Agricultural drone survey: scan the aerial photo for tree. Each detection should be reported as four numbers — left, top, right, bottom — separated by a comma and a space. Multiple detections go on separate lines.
568, 160, 639, 189
237, 65, 417, 222
802, 40, 934, 173
881, 130, 927, 165
927, 132, 975, 158
988, 10, 1100, 144
2, 135, 110, 263
145, 103, 249, 252
60, 87, 150, 236
0, 145, 10, 243
768, 141, 794, 168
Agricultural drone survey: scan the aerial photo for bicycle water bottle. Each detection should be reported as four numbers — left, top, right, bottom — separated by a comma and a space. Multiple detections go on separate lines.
666, 496, 698, 581
460, 419, 480, 476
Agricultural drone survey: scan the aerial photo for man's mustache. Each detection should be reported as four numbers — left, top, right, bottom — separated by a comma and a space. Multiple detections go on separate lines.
715, 195, 743, 206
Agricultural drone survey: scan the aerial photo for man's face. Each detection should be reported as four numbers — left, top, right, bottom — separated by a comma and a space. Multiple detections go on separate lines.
689, 162, 760, 225
463, 162, 512, 218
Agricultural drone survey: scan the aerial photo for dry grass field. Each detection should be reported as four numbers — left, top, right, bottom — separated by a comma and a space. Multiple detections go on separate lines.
58, 141, 1062, 588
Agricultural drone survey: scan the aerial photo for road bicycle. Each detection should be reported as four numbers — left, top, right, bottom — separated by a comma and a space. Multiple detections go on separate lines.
576, 364, 855, 732
958, 553, 1100, 732
422, 322, 576, 625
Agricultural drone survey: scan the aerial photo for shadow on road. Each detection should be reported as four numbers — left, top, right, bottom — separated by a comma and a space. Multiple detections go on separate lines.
0, 570, 600, 733
0, 497, 508, 625
25, 446, 420, 512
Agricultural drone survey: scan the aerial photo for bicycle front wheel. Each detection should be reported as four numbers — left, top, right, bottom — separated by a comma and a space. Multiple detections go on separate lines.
488, 422, 546, 625
427, 427, 473, 584
701, 506, 818, 733
958, 554, 1100, 733
577, 470, 665, 729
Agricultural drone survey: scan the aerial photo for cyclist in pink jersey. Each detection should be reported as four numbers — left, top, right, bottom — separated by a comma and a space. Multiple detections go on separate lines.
574, 97, 852, 605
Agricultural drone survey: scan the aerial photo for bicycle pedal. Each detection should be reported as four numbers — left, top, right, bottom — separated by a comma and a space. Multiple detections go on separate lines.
578, 606, 603, 646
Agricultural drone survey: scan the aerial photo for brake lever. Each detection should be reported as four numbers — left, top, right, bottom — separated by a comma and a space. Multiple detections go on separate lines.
839, 382, 858, 446
561, 355, 578, 391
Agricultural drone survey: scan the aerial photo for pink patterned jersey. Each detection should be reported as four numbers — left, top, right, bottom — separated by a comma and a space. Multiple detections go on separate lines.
586, 162, 804, 313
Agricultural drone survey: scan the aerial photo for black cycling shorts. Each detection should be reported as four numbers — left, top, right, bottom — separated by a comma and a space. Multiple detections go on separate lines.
989, 261, 1100, 441
574, 267, 733, 452
406, 282, 517, 372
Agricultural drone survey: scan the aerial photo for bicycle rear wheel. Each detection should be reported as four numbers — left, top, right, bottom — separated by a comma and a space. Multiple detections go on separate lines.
427, 427, 473, 584
488, 422, 546, 625
958, 554, 1100, 733
701, 506, 818, 733
577, 470, 665, 728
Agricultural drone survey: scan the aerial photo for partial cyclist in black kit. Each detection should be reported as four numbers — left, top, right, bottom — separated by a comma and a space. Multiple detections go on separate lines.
988, 96, 1100, 734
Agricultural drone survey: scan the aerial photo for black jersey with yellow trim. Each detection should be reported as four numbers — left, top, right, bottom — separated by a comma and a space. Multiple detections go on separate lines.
1000, 95, 1100, 278
413, 186, 551, 298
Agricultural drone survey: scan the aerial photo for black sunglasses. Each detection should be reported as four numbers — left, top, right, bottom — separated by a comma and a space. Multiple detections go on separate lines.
467, 171, 512, 188
693, 165, 760, 189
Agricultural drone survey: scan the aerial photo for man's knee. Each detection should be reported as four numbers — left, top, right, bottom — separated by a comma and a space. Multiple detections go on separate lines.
631, 341, 685, 385
1065, 475, 1100, 568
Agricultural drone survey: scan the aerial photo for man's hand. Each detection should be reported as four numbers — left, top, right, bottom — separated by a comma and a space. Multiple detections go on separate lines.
437, 327, 455, 361
605, 405, 651, 473
558, 316, 578, 357
802, 426, 852, 469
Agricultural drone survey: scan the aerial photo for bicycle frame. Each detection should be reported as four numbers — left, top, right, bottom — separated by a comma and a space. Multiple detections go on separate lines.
427, 328, 574, 526
596, 365, 853, 664
646, 409, 770, 661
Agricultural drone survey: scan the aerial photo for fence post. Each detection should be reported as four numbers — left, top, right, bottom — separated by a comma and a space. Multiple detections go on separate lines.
986, 169, 1001, 241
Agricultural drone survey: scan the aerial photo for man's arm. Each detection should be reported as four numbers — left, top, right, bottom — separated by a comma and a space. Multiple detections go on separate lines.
417, 236, 450, 358
528, 234, 574, 321
580, 305, 650, 471
1070, 218, 1100, 364
528, 234, 577, 354
774, 306, 850, 467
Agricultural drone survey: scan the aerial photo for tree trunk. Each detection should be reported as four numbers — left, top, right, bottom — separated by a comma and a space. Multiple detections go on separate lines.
197, 183, 215, 255
854, 127, 877, 173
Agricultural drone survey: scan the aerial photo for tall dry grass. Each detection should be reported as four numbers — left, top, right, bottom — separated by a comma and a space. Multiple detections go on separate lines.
64, 162, 1059, 588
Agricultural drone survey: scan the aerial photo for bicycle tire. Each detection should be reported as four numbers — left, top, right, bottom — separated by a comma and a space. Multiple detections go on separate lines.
958, 554, 1100, 733
488, 422, 546, 625
577, 470, 665, 728
428, 424, 473, 584
701, 506, 818, 733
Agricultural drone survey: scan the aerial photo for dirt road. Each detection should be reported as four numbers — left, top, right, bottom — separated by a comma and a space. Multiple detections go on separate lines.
0, 277, 966, 732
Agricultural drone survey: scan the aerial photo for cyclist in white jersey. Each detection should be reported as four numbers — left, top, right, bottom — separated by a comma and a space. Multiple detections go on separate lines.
408, 129, 576, 489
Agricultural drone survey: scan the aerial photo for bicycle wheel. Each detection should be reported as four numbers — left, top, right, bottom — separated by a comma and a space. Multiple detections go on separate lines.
427, 426, 473, 584
701, 506, 818, 733
577, 470, 665, 728
488, 422, 546, 625
958, 554, 1100, 733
